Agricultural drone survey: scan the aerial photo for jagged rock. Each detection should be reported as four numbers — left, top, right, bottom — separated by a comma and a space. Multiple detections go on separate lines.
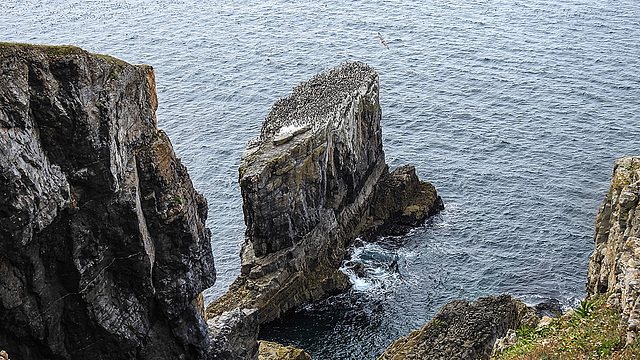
207, 308, 259, 360
362, 165, 444, 240
586, 156, 640, 343
258, 341, 312, 360
377, 294, 539, 360
0, 350, 9, 360
206, 62, 442, 324
0, 44, 215, 359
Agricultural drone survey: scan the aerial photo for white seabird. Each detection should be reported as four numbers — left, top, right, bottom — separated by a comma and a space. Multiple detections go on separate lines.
378, 32, 390, 50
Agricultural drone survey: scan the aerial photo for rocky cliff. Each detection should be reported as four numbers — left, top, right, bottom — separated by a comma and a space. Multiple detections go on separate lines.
377, 295, 539, 360
586, 156, 640, 343
206, 62, 443, 324
0, 44, 215, 359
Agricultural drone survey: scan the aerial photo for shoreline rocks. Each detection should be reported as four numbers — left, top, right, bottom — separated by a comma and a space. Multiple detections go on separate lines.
206, 62, 443, 324
0, 44, 215, 359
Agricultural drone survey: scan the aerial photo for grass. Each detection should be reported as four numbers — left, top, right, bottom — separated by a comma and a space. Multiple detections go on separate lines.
0, 42, 82, 55
0, 42, 134, 71
493, 295, 640, 360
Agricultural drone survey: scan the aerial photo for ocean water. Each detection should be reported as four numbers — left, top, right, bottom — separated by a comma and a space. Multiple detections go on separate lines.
2, 0, 639, 358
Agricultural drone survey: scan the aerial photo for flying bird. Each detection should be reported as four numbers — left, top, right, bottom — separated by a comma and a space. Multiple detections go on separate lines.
378, 32, 390, 50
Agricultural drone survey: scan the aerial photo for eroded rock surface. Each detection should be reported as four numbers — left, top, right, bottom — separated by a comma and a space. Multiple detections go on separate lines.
362, 165, 444, 240
207, 308, 259, 360
0, 44, 215, 359
586, 156, 640, 343
206, 62, 442, 324
377, 294, 539, 360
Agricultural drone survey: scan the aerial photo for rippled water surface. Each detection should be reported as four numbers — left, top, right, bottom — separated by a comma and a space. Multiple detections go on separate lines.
3, 1, 639, 358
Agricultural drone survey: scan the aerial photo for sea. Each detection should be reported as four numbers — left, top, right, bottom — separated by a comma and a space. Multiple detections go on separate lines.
2, 0, 639, 358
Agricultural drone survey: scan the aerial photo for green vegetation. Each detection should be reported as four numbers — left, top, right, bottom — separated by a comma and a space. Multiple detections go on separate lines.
613, 161, 639, 189
92, 52, 130, 67
0, 42, 82, 56
625, 163, 640, 172
433, 318, 447, 328
174, 195, 183, 205
493, 295, 640, 360
0, 43, 132, 78
574, 300, 595, 319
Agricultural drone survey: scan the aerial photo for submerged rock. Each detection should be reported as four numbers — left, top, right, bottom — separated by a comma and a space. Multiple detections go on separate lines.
586, 156, 640, 343
377, 294, 539, 360
0, 44, 215, 359
206, 62, 442, 324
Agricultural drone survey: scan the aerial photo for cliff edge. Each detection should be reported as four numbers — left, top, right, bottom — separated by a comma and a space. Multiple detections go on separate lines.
377, 295, 539, 360
206, 62, 443, 324
0, 44, 215, 359
587, 156, 640, 343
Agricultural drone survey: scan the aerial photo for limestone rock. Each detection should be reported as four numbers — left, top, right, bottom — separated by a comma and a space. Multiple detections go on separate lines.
0, 43, 215, 359
586, 156, 640, 343
207, 308, 259, 360
206, 63, 442, 324
258, 341, 312, 360
377, 294, 539, 360
490, 329, 517, 359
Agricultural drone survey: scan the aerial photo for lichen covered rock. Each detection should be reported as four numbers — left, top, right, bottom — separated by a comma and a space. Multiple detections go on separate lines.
206, 62, 442, 324
0, 43, 215, 359
586, 156, 640, 343
377, 294, 539, 360
258, 341, 312, 360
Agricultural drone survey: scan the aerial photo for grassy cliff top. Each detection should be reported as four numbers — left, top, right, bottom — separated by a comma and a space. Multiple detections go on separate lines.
0, 42, 133, 67
493, 295, 640, 360
0, 42, 84, 55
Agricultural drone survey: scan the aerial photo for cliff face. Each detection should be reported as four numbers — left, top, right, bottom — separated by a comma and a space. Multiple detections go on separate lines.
587, 156, 640, 342
206, 62, 443, 324
377, 295, 539, 360
0, 44, 215, 359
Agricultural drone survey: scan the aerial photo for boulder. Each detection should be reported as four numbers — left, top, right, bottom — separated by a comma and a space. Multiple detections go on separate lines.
533, 298, 563, 318
207, 308, 259, 360
258, 341, 311, 360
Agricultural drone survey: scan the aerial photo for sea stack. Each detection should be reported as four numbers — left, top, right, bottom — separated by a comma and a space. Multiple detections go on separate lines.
0, 44, 215, 359
206, 62, 443, 324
